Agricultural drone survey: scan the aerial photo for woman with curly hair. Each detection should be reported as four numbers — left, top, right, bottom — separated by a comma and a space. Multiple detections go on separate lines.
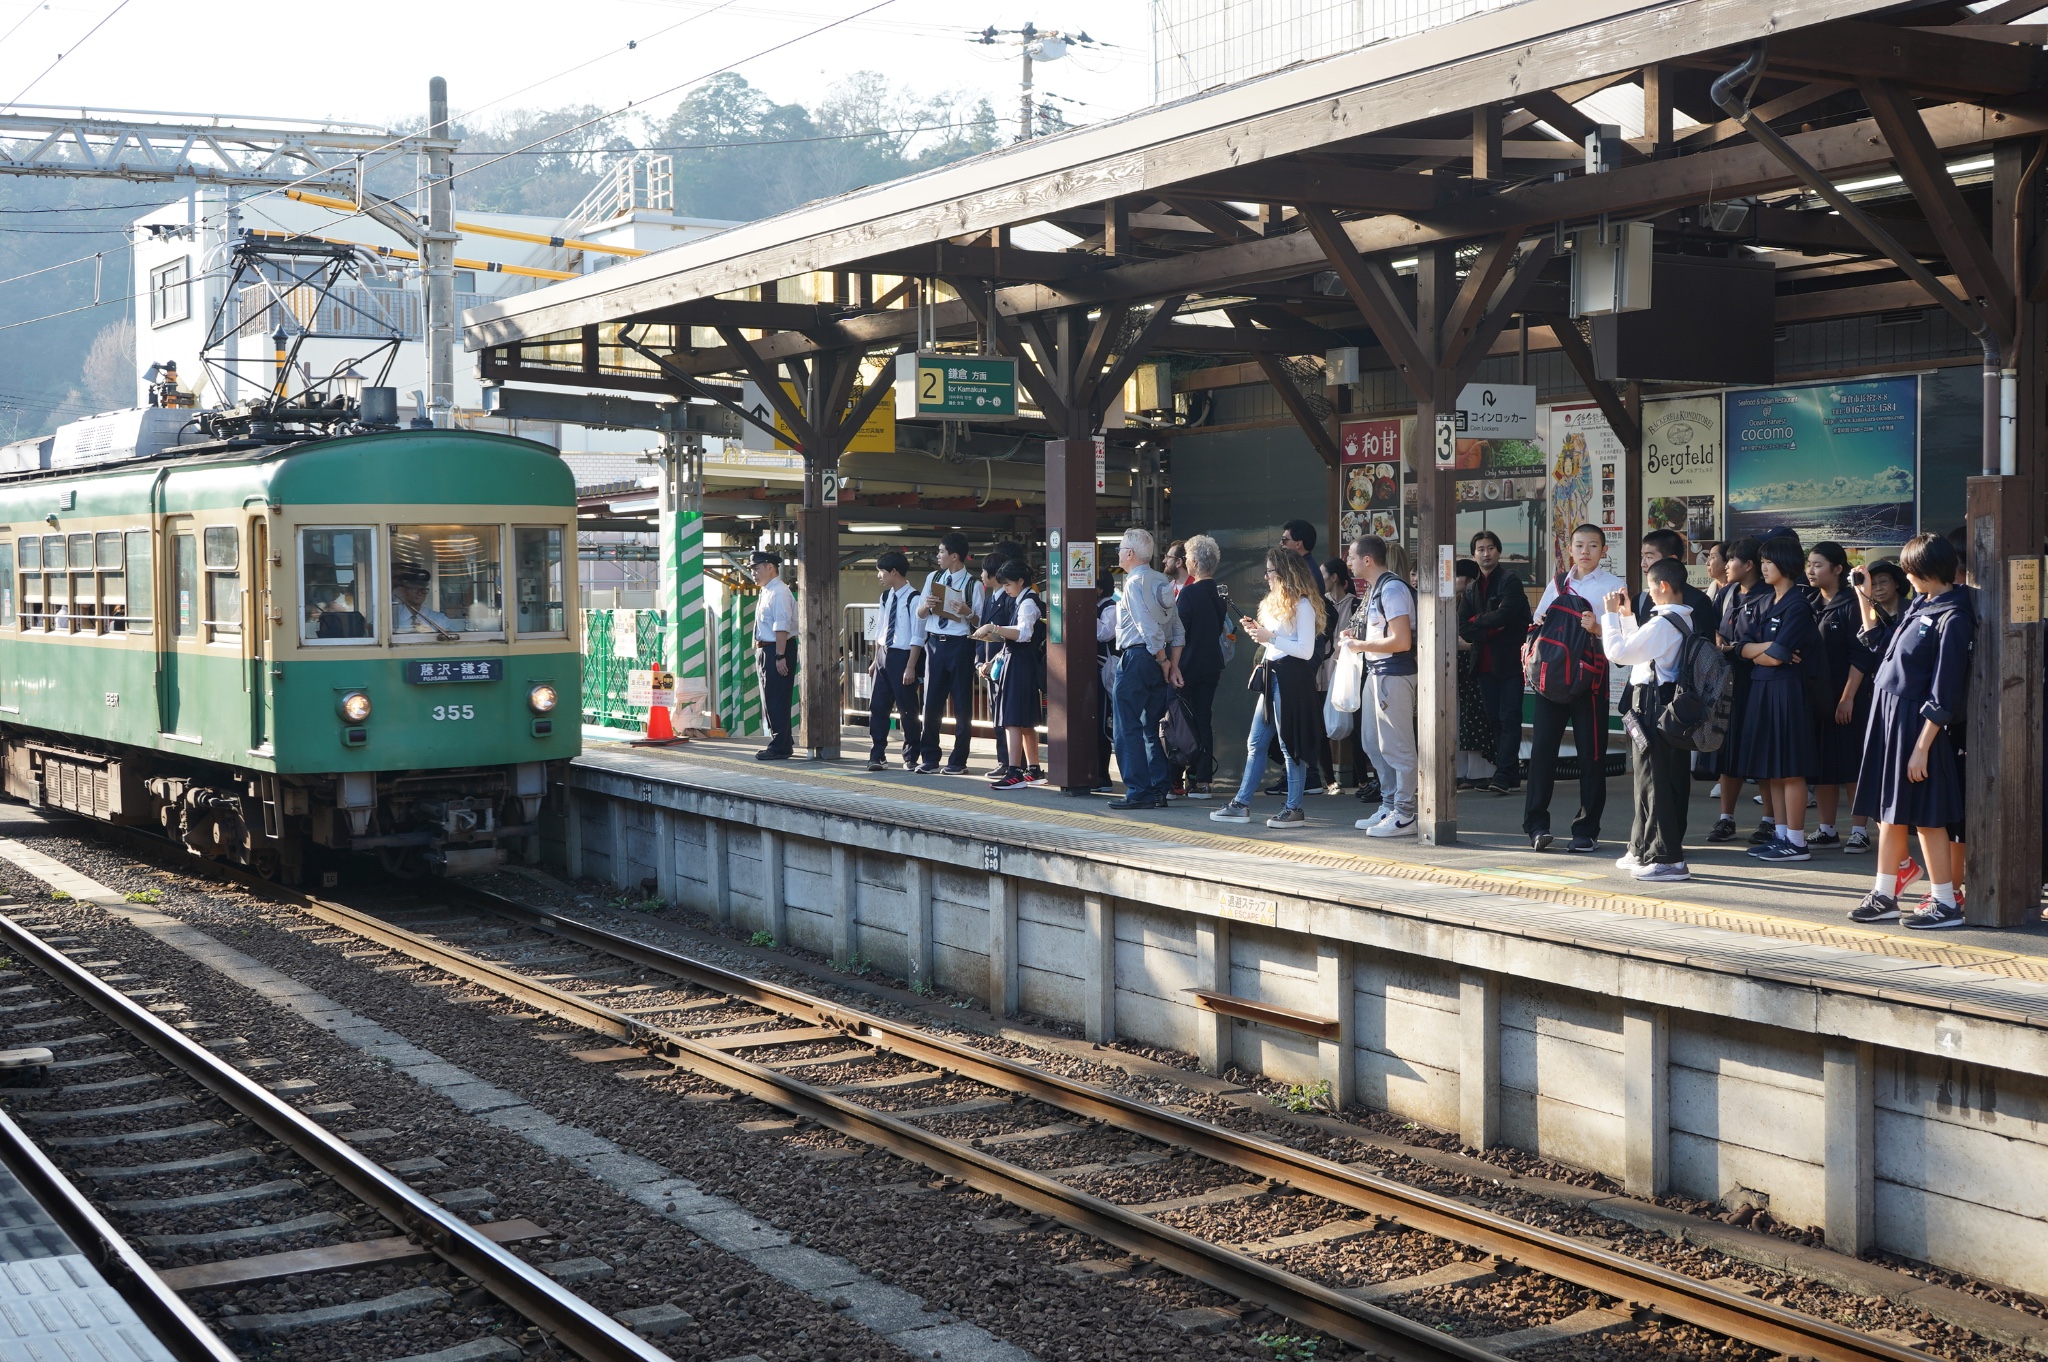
1210, 547, 1326, 831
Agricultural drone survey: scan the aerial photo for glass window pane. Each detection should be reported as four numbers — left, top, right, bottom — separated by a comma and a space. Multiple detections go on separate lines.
67, 534, 91, 571
0, 543, 12, 626
301, 527, 375, 642
390, 524, 502, 638
174, 534, 197, 637
95, 531, 121, 570
44, 536, 64, 572
203, 525, 238, 569
18, 538, 38, 571
207, 572, 241, 637
125, 531, 152, 627
99, 572, 124, 632
70, 573, 94, 632
20, 569, 42, 630
513, 527, 565, 636
47, 573, 67, 628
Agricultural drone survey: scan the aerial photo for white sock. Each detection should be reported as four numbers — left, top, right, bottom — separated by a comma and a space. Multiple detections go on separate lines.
1873, 870, 1894, 897
1786, 828, 1807, 848
1817, 824, 1836, 837
1932, 881, 1956, 908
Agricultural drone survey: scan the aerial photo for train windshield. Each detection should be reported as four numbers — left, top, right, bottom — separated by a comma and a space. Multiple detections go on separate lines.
300, 528, 376, 643
390, 525, 504, 640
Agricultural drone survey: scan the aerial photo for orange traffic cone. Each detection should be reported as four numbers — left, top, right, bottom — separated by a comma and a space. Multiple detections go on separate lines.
632, 704, 679, 746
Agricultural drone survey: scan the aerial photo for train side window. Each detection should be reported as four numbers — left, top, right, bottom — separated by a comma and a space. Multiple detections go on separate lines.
96, 531, 124, 633
0, 542, 12, 627
203, 525, 240, 642
300, 527, 376, 643
513, 527, 565, 637
18, 538, 40, 630
123, 530, 152, 633
174, 533, 197, 638
67, 533, 94, 633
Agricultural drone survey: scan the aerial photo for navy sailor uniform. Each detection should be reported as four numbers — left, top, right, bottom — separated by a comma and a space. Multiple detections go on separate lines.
1733, 585, 1820, 782
1852, 587, 1974, 829
1813, 589, 1865, 786
991, 590, 1043, 729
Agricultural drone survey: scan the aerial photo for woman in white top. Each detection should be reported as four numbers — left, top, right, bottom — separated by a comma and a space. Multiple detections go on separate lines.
972, 558, 1045, 790
1211, 548, 1325, 830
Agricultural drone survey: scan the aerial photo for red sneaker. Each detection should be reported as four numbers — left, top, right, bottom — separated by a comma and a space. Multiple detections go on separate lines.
1893, 857, 1922, 898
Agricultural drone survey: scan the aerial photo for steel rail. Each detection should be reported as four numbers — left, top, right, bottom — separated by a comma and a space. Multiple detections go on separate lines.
0, 914, 671, 1362
0, 1104, 240, 1362
297, 887, 1927, 1362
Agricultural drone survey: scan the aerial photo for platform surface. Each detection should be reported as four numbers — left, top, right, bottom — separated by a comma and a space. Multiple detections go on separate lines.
575, 734, 2048, 1026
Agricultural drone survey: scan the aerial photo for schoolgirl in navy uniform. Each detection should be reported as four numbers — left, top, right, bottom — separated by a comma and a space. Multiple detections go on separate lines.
1846, 534, 1974, 927
1737, 537, 1820, 861
974, 558, 1045, 790
1806, 542, 1861, 847
1708, 538, 1766, 842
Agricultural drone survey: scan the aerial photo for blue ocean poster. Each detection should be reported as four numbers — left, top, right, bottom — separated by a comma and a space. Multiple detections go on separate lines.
1725, 377, 1918, 544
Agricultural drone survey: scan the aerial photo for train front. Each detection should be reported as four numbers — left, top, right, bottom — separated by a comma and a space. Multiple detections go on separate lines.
269, 431, 582, 875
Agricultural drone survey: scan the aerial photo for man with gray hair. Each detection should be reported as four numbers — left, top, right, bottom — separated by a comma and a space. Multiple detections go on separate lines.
1108, 528, 1181, 810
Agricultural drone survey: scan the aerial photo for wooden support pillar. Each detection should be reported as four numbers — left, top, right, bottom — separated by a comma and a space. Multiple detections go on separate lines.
1104, 199, 1131, 258
798, 495, 840, 760
1045, 438, 1099, 792
705, 819, 731, 924
1084, 893, 1115, 1043
1415, 243, 1460, 847
1458, 966, 1500, 1151
758, 828, 785, 943
831, 845, 855, 966
1622, 1002, 1669, 1197
905, 858, 933, 991
1194, 916, 1231, 1076
1472, 105, 1503, 182
1641, 64, 1673, 156
1823, 1039, 1875, 1255
987, 872, 1017, 1016
1318, 940, 1355, 1110
1623, 380, 1645, 599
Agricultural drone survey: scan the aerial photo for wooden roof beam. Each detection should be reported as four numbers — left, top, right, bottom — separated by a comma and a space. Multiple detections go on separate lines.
1765, 18, 2048, 96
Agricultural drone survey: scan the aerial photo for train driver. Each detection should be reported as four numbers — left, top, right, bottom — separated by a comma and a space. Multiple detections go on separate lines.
392, 566, 459, 638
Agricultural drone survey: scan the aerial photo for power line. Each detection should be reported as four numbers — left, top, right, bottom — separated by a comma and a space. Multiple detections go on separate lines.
0, 224, 133, 234
2, 0, 137, 113
0, 2, 50, 50
447, 118, 1001, 156
0, 248, 108, 290
0, 200, 167, 213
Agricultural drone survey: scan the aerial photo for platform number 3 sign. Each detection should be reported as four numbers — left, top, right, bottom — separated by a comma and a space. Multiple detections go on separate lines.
1434, 413, 1457, 470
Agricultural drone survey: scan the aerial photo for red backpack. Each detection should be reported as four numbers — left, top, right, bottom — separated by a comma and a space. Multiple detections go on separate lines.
1521, 573, 1607, 704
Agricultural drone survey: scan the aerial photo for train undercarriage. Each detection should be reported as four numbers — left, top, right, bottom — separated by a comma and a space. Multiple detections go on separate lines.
0, 730, 554, 883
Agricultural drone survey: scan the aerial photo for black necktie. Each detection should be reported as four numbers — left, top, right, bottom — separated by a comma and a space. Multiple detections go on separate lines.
884, 588, 897, 650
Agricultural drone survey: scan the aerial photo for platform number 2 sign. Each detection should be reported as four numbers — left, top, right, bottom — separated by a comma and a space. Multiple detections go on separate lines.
820, 471, 841, 506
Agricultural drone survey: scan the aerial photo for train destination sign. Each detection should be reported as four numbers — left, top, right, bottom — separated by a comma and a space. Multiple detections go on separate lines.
404, 659, 504, 684
895, 354, 1017, 419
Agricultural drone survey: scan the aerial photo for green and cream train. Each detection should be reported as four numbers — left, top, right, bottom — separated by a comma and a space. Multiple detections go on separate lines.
0, 421, 581, 880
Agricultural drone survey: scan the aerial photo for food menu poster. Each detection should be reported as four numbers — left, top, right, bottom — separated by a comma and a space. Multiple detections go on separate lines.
1545, 403, 1627, 577
1338, 417, 1403, 548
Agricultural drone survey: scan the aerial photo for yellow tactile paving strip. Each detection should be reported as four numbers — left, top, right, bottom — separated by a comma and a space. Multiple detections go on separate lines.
595, 743, 2048, 988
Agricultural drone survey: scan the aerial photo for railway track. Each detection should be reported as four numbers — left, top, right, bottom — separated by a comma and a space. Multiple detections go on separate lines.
0, 904, 675, 1362
257, 879, 1930, 1362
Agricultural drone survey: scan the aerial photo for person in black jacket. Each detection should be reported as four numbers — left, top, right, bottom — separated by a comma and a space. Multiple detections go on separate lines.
1635, 529, 1720, 637
1461, 530, 1530, 794
1171, 535, 1230, 797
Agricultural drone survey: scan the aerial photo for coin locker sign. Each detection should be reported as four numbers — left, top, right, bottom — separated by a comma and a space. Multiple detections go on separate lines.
895, 354, 1017, 419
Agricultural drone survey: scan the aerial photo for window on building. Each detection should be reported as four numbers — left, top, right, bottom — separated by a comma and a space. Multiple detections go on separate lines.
122, 529, 151, 632
390, 524, 503, 640
202, 525, 240, 641
513, 527, 565, 636
149, 257, 191, 327
300, 527, 375, 643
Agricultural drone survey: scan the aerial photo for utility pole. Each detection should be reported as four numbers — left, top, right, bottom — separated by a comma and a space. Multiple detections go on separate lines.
975, 23, 1094, 143
424, 77, 457, 429
1019, 22, 1037, 142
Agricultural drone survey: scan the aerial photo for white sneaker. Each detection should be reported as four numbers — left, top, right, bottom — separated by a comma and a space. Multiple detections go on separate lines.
1614, 851, 1642, 872
1354, 808, 1390, 831
1708, 783, 1722, 798
1632, 861, 1691, 882
1366, 814, 1418, 838
1324, 782, 1343, 798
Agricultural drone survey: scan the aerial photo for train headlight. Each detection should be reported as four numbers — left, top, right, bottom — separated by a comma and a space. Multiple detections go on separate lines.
528, 683, 559, 714
338, 691, 372, 723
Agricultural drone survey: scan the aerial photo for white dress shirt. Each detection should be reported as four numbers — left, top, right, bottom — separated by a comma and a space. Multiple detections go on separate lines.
755, 576, 796, 644
1011, 592, 1042, 642
1533, 564, 1627, 619
1600, 603, 1694, 685
878, 583, 925, 652
919, 568, 977, 637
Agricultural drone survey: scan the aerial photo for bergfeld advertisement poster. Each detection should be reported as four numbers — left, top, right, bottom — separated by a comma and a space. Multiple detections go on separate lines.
1545, 403, 1628, 576
1725, 378, 1918, 544
1641, 396, 1723, 559
1338, 417, 1403, 549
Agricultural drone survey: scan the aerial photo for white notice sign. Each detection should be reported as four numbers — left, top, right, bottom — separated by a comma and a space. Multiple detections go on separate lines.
1456, 383, 1537, 441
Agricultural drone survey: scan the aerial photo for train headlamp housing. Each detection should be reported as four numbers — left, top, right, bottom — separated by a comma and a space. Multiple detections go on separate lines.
337, 691, 372, 723
529, 683, 559, 714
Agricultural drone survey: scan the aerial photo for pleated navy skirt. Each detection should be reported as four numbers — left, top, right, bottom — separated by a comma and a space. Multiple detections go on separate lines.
1815, 682, 1869, 787
1733, 672, 1818, 781
993, 648, 1041, 728
1852, 689, 1964, 828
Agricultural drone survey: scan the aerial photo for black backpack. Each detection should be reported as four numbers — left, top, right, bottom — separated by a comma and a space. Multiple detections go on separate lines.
1522, 574, 1607, 704
1656, 616, 1734, 752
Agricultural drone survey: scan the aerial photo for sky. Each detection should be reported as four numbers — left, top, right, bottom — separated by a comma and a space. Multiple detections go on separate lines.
0, 0, 1157, 139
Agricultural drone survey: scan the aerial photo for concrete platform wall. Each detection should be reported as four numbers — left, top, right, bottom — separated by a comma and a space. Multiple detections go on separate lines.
561, 777, 2048, 1295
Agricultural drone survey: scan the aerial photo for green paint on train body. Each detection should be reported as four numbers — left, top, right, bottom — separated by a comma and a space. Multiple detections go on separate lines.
0, 429, 582, 777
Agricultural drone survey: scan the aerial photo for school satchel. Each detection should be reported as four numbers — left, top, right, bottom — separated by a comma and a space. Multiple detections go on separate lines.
1655, 616, 1734, 752
1521, 573, 1606, 704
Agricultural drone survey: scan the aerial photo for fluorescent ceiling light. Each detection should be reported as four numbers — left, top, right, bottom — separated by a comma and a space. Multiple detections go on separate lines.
848, 524, 905, 533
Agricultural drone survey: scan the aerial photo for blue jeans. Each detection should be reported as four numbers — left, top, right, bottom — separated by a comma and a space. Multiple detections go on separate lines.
1234, 677, 1306, 810
1112, 649, 1171, 800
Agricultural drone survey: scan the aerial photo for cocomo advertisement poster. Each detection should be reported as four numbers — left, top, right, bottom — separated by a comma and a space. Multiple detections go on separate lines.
1725, 378, 1917, 545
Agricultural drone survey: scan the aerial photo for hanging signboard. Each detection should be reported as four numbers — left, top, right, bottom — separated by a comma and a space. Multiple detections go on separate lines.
1641, 395, 1723, 579
1339, 417, 1402, 547
1545, 403, 1629, 577
1724, 377, 1918, 546
1456, 382, 1537, 440
741, 380, 896, 453
893, 354, 1018, 419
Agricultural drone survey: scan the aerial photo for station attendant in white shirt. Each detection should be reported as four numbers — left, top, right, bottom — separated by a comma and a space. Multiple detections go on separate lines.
751, 550, 798, 760
866, 550, 925, 772
1601, 558, 1696, 881
1524, 523, 1627, 852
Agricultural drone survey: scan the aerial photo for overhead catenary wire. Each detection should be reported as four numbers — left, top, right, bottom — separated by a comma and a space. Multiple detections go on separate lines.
1, 0, 136, 112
